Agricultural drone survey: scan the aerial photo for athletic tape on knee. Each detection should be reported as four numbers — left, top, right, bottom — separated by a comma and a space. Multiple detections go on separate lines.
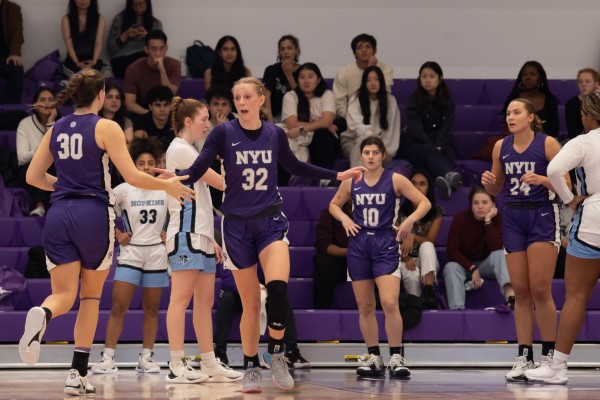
266, 280, 289, 331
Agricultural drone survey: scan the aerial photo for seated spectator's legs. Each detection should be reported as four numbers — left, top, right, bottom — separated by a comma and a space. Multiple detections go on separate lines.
418, 241, 439, 287
340, 136, 361, 169
309, 128, 340, 170
443, 261, 468, 310
18, 163, 50, 215
312, 254, 347, 308
214, 289, 242, 363
401, 142, 453, 178
111, 52, 146, 79
479, 249, 513, 300
0, 58, 24, 103
399, 262, 421, 296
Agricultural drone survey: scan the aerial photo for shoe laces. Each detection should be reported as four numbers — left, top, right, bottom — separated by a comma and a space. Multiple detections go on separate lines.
271, 354, 291, 374
359, 354, 381, 368
244, 368, 262, 384
512, 357, 531, 371
388, 354, 407, 369
215, 358, 234, 371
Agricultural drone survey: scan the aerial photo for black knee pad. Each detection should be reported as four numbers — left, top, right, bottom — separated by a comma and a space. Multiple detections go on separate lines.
266, 280, 289, 331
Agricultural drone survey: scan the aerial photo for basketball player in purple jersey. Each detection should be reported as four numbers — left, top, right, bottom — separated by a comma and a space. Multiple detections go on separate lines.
164, 77, 364, 393
19, 70, 193, 396
330, 136, 431, 378
482, 98, 569, 382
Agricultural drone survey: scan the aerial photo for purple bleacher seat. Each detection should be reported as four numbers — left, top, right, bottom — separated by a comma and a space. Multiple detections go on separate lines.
549, 80, 576, 105
585, 311, 600, 341
445, 80, 486, 105
434, 216, 453, 246
14, 216, 44, 246
294, 310, 341, 340
453, 131, 498, 159
0, 247, 29, 275
436, 186, 469, 216
455, 159, 492, 187
454, 105, 501, 131
464, 281, 506, 309
404, 310, 465, 340
393, 79, 416, 105
299, 187, 336, 219
177, 78, 205, 101
279, 187, 303, 219
286, 220, 315, 246
462, 310, 517, 341
288, 278, 313, 309
324, 78, 333, 90
485, 80, 514, 105
0, 130, 17, 152
0, 103, 28, 111
0, 218, 18, 246
436, 246, 447, 267
289, 246, 316, 278
332, 157, 350, 172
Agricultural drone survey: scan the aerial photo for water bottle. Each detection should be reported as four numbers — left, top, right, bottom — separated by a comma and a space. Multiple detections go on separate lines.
465, 279, 484, 291
180, 55, 187, 77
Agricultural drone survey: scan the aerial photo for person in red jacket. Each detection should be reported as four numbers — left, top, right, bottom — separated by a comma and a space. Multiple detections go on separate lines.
443, 186, 515, 310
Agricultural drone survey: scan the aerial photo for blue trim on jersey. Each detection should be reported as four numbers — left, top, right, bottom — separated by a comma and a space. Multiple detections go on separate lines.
576, 166, 588, 196
121, 209, 132, 233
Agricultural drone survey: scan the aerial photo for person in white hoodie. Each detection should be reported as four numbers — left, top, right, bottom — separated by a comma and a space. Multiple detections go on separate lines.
341, 66, 400, 168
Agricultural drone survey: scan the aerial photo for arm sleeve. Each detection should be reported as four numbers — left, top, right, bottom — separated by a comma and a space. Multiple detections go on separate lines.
281, 91, 298, 122
177, 127, 224, 184
16, 120, 34, 165
8, 3, 24, 56
382, 95, 401, 157
346, 94, 375, 138
434, 101, 456, 148
321, 90, 336, 114
123, 66, 138, 94
167, 58, 182, 89
446, 213, 473, 270
547, 138, 586, 204
333, 70, 349, 118
263, 65, 276, 92
107, 13, 123, 56
484, 214, 504, 252
276, 128, 338, 180
381, 63, 394, 93
404, 96, 432, 145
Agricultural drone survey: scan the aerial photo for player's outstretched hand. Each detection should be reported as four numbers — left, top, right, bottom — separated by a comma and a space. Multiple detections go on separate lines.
165, 175, 195, 205
153, 168, 176, 179
337, 166, 367, 183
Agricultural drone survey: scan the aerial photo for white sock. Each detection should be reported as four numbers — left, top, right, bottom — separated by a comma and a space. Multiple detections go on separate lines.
201, 351, 218, 367
141, 348, 152, 356
552, 350, 569, 364
104, 348, 115, 357
170, 350, 185, 368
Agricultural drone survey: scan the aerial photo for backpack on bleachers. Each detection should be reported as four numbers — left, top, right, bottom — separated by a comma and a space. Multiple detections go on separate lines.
186, 40, 215, 78
0, 265, 27, 311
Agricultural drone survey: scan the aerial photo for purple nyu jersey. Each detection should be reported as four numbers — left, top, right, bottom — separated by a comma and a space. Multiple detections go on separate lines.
351, 169, 399, 231
49, 113, 114, 205
500, 132, 552, 204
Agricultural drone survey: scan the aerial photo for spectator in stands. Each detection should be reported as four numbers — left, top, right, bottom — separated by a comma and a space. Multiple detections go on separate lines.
60, 0, 108, 77
133, 85, 173, 148
107, 0, 162, 78
312, 202, 351, 309
397, 169, 443, 309
16, 87, 59, 216
502, 61, 559, 137
399, 61, 461, 200
333, 33, 393, 120
100, 82, 133, 144
204, 35, 251, 92
443, 187, 514, 310
124, 29, 180, 116
263, 35, 300, 122
281, 62, 338, 173
214, 269, 310, 369
565, 68, 599, 140
0, 0, 24, 103
92, 137, 168, 375
341, 66, 400, 168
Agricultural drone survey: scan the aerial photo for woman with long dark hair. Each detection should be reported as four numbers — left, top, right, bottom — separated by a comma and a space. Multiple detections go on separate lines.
61, 0, 107, 76
99, 82, 133, 143
204, 35, 251, 92
399, 61, 461, 199
107, 0, 162, 78
341, 65, 400, 168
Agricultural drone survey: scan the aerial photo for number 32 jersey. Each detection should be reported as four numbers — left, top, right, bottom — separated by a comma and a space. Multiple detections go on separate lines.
500, 132, 552, 204
113, 183, 168, 246
49, 113, 114, 205
351, 169, 399, 231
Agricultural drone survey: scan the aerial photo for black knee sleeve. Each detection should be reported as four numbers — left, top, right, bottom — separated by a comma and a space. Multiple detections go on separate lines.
266, 280, 289, 331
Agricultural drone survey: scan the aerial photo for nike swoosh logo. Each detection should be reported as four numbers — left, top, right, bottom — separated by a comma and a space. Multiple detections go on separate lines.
541, 212, 550, 216
232, 141, 242, 146
354, 186, 362, 191
502, 155, 509, 159
388, 246, 395, 250
273, 216, 280, 220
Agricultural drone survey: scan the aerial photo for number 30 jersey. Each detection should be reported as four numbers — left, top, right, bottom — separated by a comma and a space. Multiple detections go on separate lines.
113, 183, 168, 246
351, 169, 399, 231
49, 113, 114, 205
500, 132, 552, 204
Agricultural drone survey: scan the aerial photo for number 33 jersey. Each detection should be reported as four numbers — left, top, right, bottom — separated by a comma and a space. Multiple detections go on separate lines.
113, 183, 168, 246
351, 169, 399, 231
49, 114, 115, 205
500, 132, 553, 204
